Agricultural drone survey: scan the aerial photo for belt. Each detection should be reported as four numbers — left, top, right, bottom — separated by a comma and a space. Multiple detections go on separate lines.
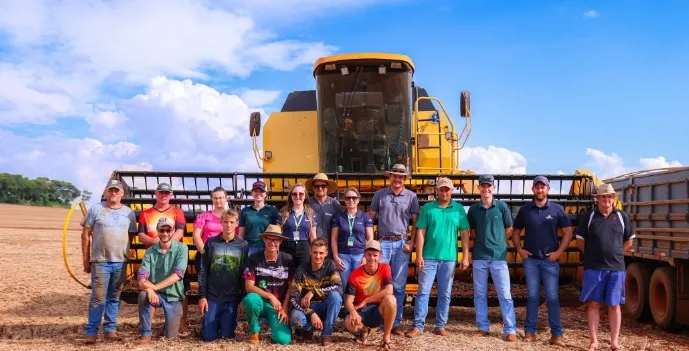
378, 235, 404, 241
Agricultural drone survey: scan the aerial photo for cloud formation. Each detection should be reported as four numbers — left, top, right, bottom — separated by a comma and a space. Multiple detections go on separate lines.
584, 10, 600, 19
585, 148, 683, 179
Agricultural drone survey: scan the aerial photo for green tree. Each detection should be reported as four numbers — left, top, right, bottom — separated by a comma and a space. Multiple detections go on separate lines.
0, 173, 85, 208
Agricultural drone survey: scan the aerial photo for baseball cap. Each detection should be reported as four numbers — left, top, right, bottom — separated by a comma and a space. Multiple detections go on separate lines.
478, 174, 494, 185
106, 179, 124, 190
533, 175, 549, 186
436, 177, 453, 189
156, 182, 173, 192
156, 217, 175, 229
365, 240, 381, 251
252, 181, 267, 192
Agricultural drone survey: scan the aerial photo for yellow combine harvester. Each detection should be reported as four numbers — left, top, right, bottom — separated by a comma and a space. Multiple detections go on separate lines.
78, 52, 598, 306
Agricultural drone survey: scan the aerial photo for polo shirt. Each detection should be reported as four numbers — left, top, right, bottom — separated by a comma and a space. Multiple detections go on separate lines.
331, 210, 373, 255
467, 199, 514, 261
575, 208, 634, 271
513, 200, 572, 259
370, 186, 420, 236
281, 209, 317, 241
309, 196, 342, 241
239, 204, 281, 249
137, 240, 189, 302
416, 200, 470, 261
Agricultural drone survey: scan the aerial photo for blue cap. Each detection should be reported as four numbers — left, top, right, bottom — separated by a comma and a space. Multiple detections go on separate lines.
252, 181, 267, 192
533, 175, 549, 186
478, 174, 494, 185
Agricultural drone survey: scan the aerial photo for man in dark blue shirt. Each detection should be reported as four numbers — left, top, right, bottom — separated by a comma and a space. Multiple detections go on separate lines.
512, 176, 572, 346
575, 183, 634, 351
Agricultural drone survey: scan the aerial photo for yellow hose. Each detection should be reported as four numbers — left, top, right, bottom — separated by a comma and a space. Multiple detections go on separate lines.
62, 200, 91, 289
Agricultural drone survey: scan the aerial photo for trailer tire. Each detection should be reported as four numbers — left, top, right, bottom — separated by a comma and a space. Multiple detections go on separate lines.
649, 266, 681, 332
625, 262, 652, 321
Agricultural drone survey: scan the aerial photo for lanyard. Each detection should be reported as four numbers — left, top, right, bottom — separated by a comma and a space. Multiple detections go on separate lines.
293, 210, 304, 229
347, 212, 356, 237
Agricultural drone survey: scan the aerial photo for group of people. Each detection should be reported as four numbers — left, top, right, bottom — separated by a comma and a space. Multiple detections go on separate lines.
80, 164, 634, 351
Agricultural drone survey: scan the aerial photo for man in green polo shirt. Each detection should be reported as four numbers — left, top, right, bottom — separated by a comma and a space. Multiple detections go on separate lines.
467, 174, 518, 342
136, 217, 189, 345
406, 177, 470, 338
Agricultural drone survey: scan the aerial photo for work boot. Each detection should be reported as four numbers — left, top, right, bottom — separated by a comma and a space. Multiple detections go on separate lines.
138, 336, 152, 345
550, 336, 566, 347
474, 330, 489, 337
321, 336, 333, 346
84, 336, 97, 345
391, 326, 405, 336
523, 333, 536, 342
505, 334, 518, 342
248, 333, 259, 344
104, 332, 122, 341
405, 328, 422, 338
434, 328, 448, 336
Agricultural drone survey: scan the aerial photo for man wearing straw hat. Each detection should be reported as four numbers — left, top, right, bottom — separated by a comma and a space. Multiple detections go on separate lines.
575, 183, 635, 351
306, 173, 342, 259
241, 224, 294, 345
369, 164, 420, 336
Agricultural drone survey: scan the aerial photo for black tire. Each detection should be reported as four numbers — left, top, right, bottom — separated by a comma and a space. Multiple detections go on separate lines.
625, 262, 652, 321
649, 266, 682, 332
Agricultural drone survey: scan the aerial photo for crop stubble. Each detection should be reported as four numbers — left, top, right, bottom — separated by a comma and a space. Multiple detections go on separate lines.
0, 204, 687, 351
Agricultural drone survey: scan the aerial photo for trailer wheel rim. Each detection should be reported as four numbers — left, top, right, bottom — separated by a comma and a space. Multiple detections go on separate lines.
652, 280, 668, 319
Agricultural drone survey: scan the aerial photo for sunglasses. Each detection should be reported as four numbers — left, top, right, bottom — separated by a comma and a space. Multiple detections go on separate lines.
291, 192, 305, 197
158, 228, 172, 233
345, 196, 359, 200
313, 184, 328, 189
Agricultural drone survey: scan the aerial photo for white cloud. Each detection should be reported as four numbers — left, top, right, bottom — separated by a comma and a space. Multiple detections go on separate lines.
459, 145, 527, 175
584, 148, 683, 179
584, 10, 600, 19
239, 89, 282, 107
0, 0, 341, 123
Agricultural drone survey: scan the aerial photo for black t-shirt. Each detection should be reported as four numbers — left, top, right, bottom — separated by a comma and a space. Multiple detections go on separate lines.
242, 251, 294, 301
575, 208, 634, 271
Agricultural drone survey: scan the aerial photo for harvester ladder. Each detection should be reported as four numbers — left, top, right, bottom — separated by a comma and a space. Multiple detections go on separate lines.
413, 91, 459, 174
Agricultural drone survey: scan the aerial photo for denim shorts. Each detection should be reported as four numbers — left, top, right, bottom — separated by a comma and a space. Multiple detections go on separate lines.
359, 304, 383, 328
580, 269, 625, 306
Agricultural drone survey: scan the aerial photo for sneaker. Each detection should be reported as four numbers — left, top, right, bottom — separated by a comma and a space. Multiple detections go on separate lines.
505, 334, 518, 342
550, 336, 566, 347
523, 333, 536, 342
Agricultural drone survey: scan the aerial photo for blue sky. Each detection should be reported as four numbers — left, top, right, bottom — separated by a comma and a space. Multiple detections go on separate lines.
0, 0, 687, 194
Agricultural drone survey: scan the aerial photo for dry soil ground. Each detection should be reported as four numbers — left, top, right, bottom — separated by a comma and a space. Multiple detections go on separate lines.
0, 203, 688, 351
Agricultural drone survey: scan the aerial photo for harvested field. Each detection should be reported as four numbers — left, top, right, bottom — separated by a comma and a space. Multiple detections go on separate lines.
0, 203, 688, 350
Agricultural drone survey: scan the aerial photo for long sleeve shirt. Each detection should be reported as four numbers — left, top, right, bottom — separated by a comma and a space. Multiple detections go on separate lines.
290, 259, 343, 315
197, 235, 249, 301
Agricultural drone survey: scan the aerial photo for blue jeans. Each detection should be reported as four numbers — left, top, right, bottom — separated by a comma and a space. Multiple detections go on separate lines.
290, 293, 343, 337
338, 252, 364, 288
201, 300, 239, 341
85, 262, 126, 337
413, 260, 456, 331
138, 291, 183, 338
473, 260, 517, 336
380, 239, 409, 327
524, 258, 563, 337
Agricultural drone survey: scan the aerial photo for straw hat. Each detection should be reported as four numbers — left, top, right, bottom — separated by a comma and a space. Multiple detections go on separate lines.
593, 183, 617, 197
384, 164, 410, 177
305, 173, 338, 194
258, 224, 288, 240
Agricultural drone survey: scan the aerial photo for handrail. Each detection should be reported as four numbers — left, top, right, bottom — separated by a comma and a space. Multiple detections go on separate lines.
413, 96, 459, 172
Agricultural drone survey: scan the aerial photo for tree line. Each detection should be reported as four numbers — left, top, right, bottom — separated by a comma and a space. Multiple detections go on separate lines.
0, 173, 93, 208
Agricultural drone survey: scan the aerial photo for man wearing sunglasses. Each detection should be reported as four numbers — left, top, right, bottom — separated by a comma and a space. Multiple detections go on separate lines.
82, 179, 138, 344
136, 217, 190, 344
306, 173, 342, 260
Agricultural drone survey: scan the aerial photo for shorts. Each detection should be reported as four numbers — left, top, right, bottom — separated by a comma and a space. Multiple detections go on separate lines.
359, 305, 383, 328
580, 269, 625, 306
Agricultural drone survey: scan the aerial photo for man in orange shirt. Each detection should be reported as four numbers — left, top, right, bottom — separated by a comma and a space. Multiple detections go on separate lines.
137, 182, 190, 334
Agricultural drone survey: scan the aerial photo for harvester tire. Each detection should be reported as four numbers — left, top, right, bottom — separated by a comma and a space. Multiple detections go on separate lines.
649, 266, 681, 332
624, 262, 651, 321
